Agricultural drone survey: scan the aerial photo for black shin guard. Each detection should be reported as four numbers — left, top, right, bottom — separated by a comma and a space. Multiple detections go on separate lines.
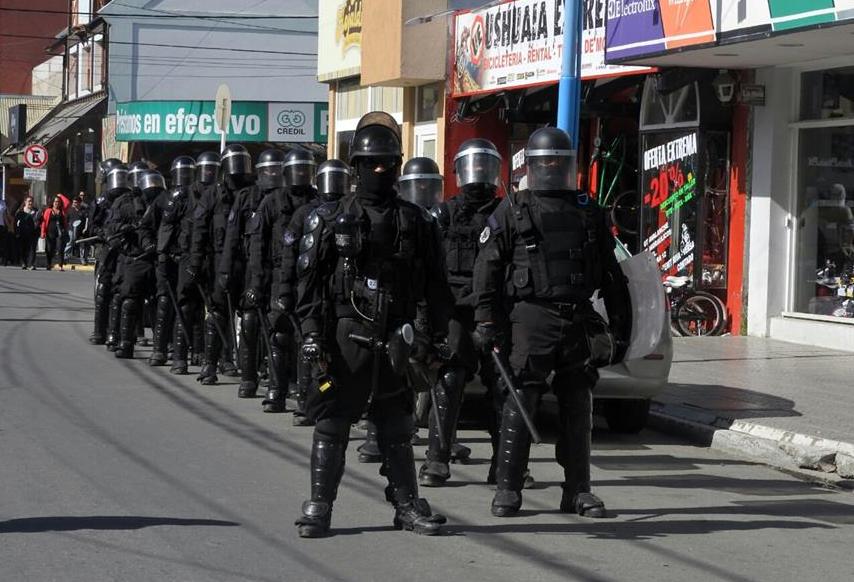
238, 309, 259, 398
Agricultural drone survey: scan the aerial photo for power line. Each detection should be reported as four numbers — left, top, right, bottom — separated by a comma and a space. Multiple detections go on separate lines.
0, 33, 317, 56
0, 6, 318, 19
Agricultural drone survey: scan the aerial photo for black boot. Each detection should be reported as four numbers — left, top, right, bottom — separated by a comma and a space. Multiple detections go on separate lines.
379, 434, 445, 536
295, 437, 347, 538
191, 318, 204, 366
490, 386, 538, 517
197, 313, 221, 385
219, 328, 239, 377
262, 331, 289, 412
105, 293, 122, 351
420, 367, 465, 487
237, 309, 259, 398
170, 310, 190, 375
557, 386, 605, 517
115, 297, 139, 359
136, 304, 149, 347
357, 421, 382, 463
149, 294, 172, 366
90, 283, 109, 344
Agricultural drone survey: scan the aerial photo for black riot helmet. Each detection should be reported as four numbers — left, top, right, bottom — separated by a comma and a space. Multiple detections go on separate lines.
170, 156, 196, 187
525, 127, 576, 192
349, 112, 402, 193
140, 170, 166, 203
221, 144, 252, 177
196, 151, 220, 185
106, 164, 129, 195
256, 149, 285, 190
98, 158, 123, 186
398, 157, 443, 209
454, 139, 501, 192
283, 147, 315, 188
128, 160, 149, 190
316, 159, 350, 201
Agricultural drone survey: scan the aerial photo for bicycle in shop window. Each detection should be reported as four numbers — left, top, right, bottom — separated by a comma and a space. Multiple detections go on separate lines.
589, 134, 640, 248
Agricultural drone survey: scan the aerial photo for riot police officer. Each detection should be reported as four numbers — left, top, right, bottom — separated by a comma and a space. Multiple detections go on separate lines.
105, 167, 158, 359
88, 158, 124, 345
246, 147, 317, 411
219, 148, 265, 398
276, 158, 348, 423
171, 152, 220, 375
472, 127, 631, 517
294, 112, 452, 538
146, 157, 195, 366
189, 144, 250, 384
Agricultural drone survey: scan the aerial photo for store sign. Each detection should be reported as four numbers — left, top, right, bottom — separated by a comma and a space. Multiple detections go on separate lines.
23, 167, 47, 181
606, 0, 854, 62
640, 131, 700, 279
317, 0, 362, 81
452, 0, 651, 98
115, 101, 328, 143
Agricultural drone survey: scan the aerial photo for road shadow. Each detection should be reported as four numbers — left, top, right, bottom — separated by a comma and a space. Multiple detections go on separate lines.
444, 518, 834, 540
595, 473, 834, 496
0, 515, 240, 534
616, 498, 854, 526
657, 383, 802, 420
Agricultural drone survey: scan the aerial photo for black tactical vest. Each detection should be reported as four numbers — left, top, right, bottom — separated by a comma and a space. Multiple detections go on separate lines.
508, 191, 602, 303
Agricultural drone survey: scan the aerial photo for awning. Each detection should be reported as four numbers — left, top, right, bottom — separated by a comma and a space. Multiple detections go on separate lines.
3, 92, 105, 156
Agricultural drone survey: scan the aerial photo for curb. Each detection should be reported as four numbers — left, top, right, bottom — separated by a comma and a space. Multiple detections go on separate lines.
648, 401, 854, 491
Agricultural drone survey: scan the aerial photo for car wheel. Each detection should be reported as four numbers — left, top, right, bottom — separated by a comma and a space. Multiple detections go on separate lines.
603, 398, 650, 434
414, 391, 431, 428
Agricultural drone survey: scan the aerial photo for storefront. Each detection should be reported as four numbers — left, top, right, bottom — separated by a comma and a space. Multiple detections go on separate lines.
113, 99, 328, 169
604, 1, 854, 347
446, 0, 652, 238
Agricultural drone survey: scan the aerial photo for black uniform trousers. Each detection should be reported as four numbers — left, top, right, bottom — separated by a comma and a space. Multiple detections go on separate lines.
500, 300, 599, 495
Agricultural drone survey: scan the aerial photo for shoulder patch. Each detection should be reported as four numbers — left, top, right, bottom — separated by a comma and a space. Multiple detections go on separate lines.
479, 226, 491, 244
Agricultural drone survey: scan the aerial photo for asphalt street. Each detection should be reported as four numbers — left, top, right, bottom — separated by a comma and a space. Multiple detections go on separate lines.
1, 267, 853, 582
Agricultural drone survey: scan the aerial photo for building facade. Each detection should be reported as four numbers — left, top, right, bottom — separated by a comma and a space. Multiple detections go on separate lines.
101, 0, 328, 168
605, 0, 854, 349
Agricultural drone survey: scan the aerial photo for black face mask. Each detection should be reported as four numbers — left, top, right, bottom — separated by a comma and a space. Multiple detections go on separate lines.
359, 169, 398, 196
291, 184, 314, 198
225, 174, 252, 190
461, 183, 497, 204
143, 188, 162, 205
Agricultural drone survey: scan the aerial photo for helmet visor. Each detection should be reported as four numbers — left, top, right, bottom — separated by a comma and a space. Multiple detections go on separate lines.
526, 151, 575, 191
171, 164, 195, 187
107, 168, 129, 192
222, 150, 252, 176
398, 175, 443, 209
197, 161, 219, 185
317, 166, 350, 198
140, 172, 166, 192
455, 150, 501, 188
256, 161, 285, 190
128, 166, 146, 189
284, 159, 316, 188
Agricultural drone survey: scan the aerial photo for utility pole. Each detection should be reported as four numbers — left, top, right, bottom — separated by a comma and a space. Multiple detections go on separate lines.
556, 0, 582, 148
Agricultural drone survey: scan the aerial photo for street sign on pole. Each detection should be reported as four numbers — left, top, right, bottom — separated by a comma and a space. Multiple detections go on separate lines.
23, 167, 47, 181
215, 84, 232, 154
24, 144, 48, 169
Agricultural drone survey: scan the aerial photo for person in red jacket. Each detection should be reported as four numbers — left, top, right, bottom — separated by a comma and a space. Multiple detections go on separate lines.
41, 194, 69, 270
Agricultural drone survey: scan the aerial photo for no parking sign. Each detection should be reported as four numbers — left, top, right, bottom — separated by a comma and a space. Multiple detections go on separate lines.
24, 144, 48, 169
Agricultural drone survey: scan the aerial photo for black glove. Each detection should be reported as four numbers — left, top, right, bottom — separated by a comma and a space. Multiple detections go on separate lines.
409, 330, 432, 364
301, 333, 326, 364
185, 265, 200, 284
473, 322, 501, 352
244, 287, 260, 309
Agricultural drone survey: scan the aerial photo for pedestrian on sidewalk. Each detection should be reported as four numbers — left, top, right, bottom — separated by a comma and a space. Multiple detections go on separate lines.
65, 197, 84, 262
41, 195, 69, 271
15, 197, 39, 270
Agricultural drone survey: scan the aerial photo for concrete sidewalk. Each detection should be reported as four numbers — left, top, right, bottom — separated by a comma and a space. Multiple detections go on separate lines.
651, 336, 854, 487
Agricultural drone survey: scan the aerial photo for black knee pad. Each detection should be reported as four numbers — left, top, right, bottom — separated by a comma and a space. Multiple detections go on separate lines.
375, 414, 414, 444
271, 332, 289, 350
314, 417, 351, 442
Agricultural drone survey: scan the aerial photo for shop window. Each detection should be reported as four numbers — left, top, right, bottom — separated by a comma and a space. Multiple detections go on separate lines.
800, 67, 854, 121
416, 85, 441, 122
639, 77, 700, 131
370, 86, 402, 116
336, 79, 368, 120
794, 125, 854, 319
67, 49, 79, 100
80, 43, 93, 95
93, 36, 105, 90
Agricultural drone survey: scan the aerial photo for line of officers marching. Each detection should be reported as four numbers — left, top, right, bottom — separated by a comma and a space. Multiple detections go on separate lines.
82, 111, 631, 538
